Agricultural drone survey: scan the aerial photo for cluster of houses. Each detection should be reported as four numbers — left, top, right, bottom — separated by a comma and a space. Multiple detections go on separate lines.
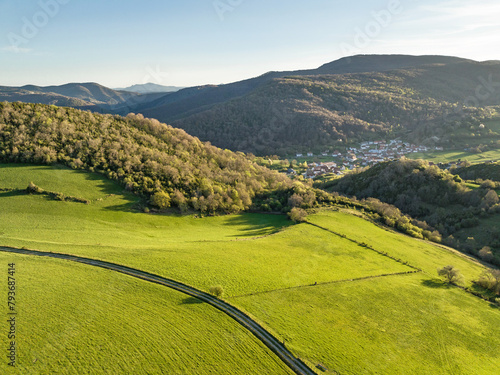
296, 139, 442, 179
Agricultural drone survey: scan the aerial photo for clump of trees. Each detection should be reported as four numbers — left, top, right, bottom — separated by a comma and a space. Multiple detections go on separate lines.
475, 269, 500, 295
456, 163, 500, 183
288, 207, 308, 223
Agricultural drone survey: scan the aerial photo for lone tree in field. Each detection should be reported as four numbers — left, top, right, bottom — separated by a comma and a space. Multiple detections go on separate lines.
438, 265, 464, 284
209, 285, 224, 298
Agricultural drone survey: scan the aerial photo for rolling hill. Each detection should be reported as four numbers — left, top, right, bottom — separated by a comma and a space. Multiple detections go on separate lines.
168, 59, 500, 155
0, 101, 294, 213
136, 55, 472, 122
320, 159, 500, 262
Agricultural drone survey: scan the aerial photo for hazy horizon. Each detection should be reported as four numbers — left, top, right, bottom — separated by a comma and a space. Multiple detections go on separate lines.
1, 0, 499, 88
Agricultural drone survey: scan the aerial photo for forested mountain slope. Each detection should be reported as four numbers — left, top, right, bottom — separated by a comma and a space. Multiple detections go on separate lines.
171, 61, 500, 155
138, 55, 472, 122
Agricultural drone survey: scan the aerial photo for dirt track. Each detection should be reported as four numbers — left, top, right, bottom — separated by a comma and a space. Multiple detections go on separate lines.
0, 246, 316, 375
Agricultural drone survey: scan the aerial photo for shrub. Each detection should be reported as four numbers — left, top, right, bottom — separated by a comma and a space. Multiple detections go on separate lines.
288, 207, 308, 223
478, 246, 494, 263
150, 191, 171, 209
475, 269, 500, 295
209, 285, 224, 298
26, 182, 43, 194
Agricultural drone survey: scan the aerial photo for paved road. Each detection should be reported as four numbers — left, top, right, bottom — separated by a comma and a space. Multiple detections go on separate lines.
0, 246, 316, 375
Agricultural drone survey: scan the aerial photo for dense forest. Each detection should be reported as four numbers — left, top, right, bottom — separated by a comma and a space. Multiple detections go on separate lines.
319, 159, 500, 263
0, 102, 296, 213
172, 68, 496, 155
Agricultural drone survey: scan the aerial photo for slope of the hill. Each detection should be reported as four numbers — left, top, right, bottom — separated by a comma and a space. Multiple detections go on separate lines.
319, 159, 500, 261
170, 61, 500, 155
1, 163, 498, 374
138, 54, 473, 123
0, 101, 292, 213
0, 252, 294, 375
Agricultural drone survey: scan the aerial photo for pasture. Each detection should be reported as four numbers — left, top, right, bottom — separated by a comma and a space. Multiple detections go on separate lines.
1, 163, 500, 374
0, 252, 293, 375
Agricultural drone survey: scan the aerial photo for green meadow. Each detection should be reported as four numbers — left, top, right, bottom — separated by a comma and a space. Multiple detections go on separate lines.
0, 253, 293, 375
231, 210, 500, 374
1, 163, 500, 374
306, 210, 486, 284
234, 273, 500, 375
0, 164, 410, 297
409, 149, 500, 164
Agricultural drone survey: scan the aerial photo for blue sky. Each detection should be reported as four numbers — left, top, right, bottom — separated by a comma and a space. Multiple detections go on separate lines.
1, 0, 499, 87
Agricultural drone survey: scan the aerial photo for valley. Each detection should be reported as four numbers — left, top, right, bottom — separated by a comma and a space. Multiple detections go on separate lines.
1, 54, 500, 374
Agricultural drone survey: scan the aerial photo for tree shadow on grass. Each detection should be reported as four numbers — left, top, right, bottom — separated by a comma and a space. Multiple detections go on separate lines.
223, 213, 291, 238
421, 279, 450, 289
180, 297, 205, 305
0, 190, 25, 198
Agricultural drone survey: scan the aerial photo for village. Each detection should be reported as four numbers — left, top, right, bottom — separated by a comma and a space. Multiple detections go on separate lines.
292, 139, 443, 179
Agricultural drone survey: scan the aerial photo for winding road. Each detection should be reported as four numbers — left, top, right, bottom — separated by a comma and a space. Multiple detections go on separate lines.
0, 246, 316, 375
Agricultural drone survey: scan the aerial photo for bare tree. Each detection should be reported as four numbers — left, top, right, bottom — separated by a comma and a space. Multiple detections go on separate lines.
438, 265, 464, 284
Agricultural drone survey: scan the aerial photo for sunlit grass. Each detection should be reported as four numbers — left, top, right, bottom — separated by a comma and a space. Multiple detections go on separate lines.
0, 253, 293, 375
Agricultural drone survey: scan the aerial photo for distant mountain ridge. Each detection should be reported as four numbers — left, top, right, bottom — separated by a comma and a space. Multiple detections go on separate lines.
19, 82, 137, 105
138, 55, 474, 122
0, 82, 167, 111
115, 83, 184, 94
2, 54, 500, 155
167, 58, 500, 154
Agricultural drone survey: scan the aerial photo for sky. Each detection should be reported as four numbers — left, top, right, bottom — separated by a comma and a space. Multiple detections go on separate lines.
0, 0, 499, 88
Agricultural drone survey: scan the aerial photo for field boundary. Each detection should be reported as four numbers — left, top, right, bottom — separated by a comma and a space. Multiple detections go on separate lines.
306, 221, 422, 272
232, 270, 420, 299
0, 245, 316, 375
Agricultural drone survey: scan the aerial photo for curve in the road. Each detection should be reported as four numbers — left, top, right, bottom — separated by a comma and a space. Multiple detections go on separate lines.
0, 246, 316, 375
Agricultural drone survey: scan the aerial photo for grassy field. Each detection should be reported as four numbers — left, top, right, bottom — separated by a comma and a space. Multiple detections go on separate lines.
0, 164, 411, 297
0, 252, 293, 375
306, 210, 486, 285
1, 163, 500, 374
234, 273, 500, 375
229, 210, 500, 374
409, 149, 500, 164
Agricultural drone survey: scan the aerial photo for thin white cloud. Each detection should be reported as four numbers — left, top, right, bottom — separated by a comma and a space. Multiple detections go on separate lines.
420, 0, 500, 19
1, 45, 32, 54
398, 0, 500, 28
